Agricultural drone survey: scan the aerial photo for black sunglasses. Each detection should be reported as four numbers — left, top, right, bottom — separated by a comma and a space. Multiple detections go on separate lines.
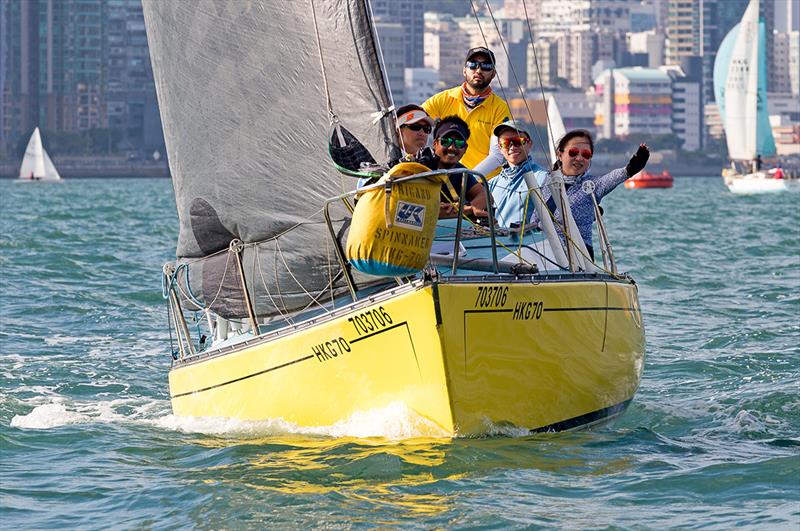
465, 61, 494, 72
403, 123, 432, 134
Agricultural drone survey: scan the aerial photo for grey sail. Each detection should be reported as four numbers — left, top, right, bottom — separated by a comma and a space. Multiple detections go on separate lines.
142, 0, 398, 318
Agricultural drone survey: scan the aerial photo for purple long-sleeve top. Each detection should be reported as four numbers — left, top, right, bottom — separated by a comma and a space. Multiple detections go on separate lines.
532, 167, 630, 249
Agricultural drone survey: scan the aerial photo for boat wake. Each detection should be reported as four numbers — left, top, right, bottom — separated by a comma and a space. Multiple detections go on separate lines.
156, 402, 451, 440
9, 395, 449, 439
8, 395, 169, 430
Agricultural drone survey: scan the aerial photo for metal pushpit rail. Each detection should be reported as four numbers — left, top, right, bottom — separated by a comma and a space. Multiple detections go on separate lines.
323, 168, 499, 300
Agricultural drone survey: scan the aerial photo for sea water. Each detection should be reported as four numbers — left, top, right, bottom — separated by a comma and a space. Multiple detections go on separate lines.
1, 178, 798, 529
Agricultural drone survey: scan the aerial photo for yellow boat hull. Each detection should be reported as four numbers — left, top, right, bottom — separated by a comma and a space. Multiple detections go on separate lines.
169, 277, 645, 436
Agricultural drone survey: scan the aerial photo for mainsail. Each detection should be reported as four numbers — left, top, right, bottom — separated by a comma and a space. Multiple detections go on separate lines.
18, 127, 61, 180
142, 1, 399, 318
713, 0, 776, 161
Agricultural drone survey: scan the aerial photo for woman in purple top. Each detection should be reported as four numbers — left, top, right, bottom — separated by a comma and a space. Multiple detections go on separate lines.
535, 129, 649, 260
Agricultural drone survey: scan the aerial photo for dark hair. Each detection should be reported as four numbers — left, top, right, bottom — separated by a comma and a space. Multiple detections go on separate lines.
433, 115, 470, 140
396, 104, 425, 118
553, 129, 594, 171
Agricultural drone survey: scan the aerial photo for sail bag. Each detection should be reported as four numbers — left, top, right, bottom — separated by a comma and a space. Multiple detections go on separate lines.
347, 163, 441, 276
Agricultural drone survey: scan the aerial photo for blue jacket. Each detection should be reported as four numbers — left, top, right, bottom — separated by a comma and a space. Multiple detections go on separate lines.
488, 156, 548, 227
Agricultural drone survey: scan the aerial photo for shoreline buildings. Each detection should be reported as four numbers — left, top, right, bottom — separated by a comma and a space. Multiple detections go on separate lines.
1, 0, 163, 159
2, 0, 798, 160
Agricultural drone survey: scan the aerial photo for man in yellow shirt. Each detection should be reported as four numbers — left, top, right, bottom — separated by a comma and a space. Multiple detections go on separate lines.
422, 47, 510, 177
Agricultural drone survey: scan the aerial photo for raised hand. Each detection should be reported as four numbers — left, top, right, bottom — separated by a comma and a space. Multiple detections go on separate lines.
625, 144, 650, 177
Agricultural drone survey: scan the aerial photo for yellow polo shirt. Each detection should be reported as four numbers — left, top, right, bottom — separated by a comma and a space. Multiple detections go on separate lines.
423, 86, 510, 174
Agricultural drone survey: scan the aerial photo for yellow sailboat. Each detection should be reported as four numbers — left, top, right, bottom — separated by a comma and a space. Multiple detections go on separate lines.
144, 0, 645, 437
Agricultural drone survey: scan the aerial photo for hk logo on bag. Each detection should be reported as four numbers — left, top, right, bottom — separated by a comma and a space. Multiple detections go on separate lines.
395, 201, 425, 231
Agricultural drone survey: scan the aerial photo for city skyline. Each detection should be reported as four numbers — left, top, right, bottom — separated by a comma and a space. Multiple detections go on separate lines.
1, 0, 798, 161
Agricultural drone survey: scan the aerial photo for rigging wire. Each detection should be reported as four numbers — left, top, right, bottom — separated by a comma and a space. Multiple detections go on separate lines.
481, 0, 550, 163
308, 0, 335, 120
522, 0, 557, 163
467, 0, 549, 163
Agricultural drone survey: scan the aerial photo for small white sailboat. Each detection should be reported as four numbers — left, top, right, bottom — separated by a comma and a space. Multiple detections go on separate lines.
714, 0, 797, 194
18, 127, 62, 181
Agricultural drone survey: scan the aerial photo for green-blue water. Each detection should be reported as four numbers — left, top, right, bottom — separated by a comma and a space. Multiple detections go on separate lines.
1, 178, 798, 529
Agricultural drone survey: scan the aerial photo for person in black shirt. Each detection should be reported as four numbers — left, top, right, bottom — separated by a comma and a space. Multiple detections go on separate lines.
426, 116, 488, 218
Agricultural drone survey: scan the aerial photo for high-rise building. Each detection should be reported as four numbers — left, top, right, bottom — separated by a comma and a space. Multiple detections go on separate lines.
2, 0, 41, 146
370, 0, 425, 68
628, 30, 665, 68
533, 0, 632, 89
662, 64, 702, 151
594, 67, 673, 140
106, 0, 160, 149
10, 0, 108, 135
527, 39, 558, 88
374, 20, 406, 105
772, 30, 794, 94
68, 0, 107, 132
774, 0, 800, 32
2, 0, 163, 156
404, 67, 440, 105
555, 31, 595, 90
665, 0, 763, 112
423, 12, 469, 87
466, 16, 529, 92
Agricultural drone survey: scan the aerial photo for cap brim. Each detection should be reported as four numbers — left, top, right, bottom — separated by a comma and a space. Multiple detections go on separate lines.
406, 116, 434, 127
441, 131, 466, 140
493, 124, 519, 136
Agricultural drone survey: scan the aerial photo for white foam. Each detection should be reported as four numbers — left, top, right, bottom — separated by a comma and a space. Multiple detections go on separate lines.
155, 402, 450, 440
10, 402, 89, 429
44, 334, 113, 346
8, 395, 172, 430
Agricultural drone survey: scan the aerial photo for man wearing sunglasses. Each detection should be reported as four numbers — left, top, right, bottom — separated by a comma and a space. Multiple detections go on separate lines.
488, 119, 549, 228
425, 116, 488, 219
422, 47, 511, 178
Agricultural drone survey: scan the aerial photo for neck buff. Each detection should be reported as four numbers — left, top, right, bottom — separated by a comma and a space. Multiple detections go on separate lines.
461, 83, 492, 109
554, 165, 584, 185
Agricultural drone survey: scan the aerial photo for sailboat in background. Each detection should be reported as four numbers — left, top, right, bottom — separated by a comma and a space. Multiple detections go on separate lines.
18, 127, 62, 182
143, 0, 645, 436
714, 0, 797, 194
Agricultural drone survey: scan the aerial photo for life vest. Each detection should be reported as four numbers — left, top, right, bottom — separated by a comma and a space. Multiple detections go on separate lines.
346, 162, 443, 276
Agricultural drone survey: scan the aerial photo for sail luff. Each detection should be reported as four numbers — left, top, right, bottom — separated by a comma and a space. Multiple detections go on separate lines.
755, 21, 776, 157
713, 23, 736, 134
743, 19, 760, 158
546, 96, 566, 167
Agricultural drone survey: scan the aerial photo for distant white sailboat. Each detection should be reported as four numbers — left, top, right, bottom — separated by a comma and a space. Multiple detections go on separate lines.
18, 127, 62, 181
714, 0, 797, 194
